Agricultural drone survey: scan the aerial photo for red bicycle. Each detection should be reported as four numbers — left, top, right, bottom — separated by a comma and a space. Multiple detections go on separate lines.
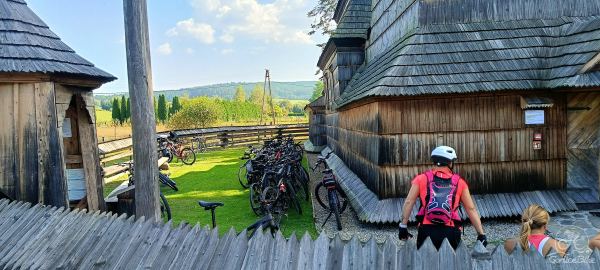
158, 136, 196, 165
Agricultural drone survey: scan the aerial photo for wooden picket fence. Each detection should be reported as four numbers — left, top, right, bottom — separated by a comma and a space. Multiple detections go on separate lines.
99, 124, 308, 178
0, 199, 598, 269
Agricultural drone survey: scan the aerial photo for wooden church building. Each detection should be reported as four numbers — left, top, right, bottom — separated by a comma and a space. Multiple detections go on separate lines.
311, 0, 600, 223
0, 0, 115, 210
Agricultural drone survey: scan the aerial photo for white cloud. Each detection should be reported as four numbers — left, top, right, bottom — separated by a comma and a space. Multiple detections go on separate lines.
184, 0, 315, 45
157, 42, 172, 55
185, 48, 195, 54
221, 48, 234, 55
220, 33, 235, 43
167, 18, 215, 44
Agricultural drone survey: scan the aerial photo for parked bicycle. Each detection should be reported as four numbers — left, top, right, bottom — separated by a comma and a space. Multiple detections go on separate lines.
120, 162, 174, 221
197, 200, 278, 239
312, 151, 348, 230
157, 133, 196, 165
191, 136, 208, 153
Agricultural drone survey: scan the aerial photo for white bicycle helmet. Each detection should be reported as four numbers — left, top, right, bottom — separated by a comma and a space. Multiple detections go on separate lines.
431, 146, 457, 166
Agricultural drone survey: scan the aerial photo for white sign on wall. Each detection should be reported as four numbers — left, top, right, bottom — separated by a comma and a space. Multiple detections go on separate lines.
524, 110, 544, 125
62, 118, 72, 138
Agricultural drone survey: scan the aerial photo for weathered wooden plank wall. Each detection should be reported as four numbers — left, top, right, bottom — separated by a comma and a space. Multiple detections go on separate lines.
327, 93, 570, 198
0, 199, 596, 270
0, 82, 67, 206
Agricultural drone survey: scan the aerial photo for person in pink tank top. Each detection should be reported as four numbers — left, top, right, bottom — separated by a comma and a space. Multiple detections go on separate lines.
504, 205, 568, 257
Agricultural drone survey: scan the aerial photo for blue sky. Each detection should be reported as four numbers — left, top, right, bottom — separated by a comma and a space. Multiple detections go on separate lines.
28, 0, 327, 93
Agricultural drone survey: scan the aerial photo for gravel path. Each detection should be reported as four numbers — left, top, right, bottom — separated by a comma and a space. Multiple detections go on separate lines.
306, 152, 600, 252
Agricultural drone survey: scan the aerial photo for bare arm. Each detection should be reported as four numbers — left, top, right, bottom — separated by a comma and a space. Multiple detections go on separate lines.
546, 239, 568, 257
589, 233, 600, 250
461, 188, 484, 235
401, 184, 420, 225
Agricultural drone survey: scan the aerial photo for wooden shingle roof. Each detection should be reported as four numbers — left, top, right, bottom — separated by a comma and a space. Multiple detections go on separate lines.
0, 0, 115, 82
331, 0, 371, 39
337, 17, 600, 108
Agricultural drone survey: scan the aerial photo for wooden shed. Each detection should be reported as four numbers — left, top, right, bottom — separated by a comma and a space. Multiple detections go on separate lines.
312, 0, 600, 222
0, 0, 115, 210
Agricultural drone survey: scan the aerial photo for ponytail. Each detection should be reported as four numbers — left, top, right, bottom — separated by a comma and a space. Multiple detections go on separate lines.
519, 219, 533, 251
518, 205, 550, 252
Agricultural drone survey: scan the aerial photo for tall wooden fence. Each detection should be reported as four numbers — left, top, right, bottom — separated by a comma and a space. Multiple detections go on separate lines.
0, 199, 598, 270
99, 124, 308, 177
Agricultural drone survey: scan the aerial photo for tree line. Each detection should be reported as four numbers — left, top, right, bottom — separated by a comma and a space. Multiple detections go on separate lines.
104, 84, 306, 128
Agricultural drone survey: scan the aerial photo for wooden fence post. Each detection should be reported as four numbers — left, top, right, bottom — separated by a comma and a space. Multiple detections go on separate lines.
123, 0, 160, 222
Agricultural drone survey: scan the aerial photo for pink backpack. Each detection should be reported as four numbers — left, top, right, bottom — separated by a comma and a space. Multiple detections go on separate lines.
417, 171, 461, 226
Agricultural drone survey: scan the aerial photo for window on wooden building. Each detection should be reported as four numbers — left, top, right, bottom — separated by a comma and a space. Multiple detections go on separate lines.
520, 96, 553, 125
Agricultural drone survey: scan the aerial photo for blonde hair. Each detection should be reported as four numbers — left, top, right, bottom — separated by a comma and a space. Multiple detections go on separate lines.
519, 204, 550, 252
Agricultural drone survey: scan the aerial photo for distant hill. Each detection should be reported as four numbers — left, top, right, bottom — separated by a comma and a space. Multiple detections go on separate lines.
95, 81, 317, 102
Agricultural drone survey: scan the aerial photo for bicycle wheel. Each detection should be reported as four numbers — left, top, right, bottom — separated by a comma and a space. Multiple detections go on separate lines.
285, 181, 302, 215
238, 161, 249, 189
159, 173, 178, 191
180, 147, 196, 165
198, 142, 207, 153
328, 191, 342, 230
337, 185, 349, 213
249, 183, 263, 216
160, 193, 172, 221
314, 182, 329, 209
292, 174, 309, 202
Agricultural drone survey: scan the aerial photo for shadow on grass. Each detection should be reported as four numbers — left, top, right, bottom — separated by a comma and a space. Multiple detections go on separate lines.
162, 148, 317, 238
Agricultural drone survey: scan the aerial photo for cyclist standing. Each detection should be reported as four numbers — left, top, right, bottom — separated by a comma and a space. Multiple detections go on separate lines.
398, 146, 487, 249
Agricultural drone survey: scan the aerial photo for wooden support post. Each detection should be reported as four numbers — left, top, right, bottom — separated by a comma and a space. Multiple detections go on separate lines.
123, 0, 160, 221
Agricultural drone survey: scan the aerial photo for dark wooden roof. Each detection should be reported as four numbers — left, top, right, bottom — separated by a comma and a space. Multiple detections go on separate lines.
337, 17, 600, 108
306, 96, 325, 108
331, 0, 371, 39
322, 148, 578, 224
1, 199, 598, 269
0, 0, 115, 82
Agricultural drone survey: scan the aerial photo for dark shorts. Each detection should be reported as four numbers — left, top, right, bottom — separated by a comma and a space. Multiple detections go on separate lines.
416, 224, 462, 250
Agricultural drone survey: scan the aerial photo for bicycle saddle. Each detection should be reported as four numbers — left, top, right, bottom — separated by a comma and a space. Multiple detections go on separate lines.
198, 200, 224, 210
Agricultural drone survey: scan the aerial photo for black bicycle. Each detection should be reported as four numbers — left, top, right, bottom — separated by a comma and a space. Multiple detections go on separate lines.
198, 200, 278, 239
312, 152, 348, 230
122, 162, 173, 221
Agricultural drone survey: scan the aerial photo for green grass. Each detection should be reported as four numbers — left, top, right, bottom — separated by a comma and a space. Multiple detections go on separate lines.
95, 108, 112, 124
103, 147, 317, 238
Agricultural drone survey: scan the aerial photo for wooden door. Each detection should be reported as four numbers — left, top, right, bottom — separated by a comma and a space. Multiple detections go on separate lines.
566, 92, 600, 203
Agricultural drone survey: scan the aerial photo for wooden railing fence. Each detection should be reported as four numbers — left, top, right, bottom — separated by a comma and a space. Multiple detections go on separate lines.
99, 124, 308, 177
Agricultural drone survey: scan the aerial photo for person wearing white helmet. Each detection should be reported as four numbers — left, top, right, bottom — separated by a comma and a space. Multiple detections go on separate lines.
398, 145, 486, 249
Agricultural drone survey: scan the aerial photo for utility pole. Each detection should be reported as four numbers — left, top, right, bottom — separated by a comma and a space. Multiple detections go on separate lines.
123, 0, 160, 222
260, 69, 276, 125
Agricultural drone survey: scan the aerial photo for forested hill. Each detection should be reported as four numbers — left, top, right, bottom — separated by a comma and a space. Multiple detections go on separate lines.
96, 81, 317, 101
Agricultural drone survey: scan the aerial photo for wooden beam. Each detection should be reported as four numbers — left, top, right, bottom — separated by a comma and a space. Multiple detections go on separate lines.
77, 95, 105, 211
123, 0, 160, 222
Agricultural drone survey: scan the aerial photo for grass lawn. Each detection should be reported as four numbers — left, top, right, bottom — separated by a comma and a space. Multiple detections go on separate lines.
103, 147, 317, 238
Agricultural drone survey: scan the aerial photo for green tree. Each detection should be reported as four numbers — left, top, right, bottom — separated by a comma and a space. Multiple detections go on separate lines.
307, 0, 336, 46
278, 100, 292, 112
233, 85, 246, 103
309, 81, 324, 102
120, 95, 127, 123
248, 84, 264, 105
168, 97, 223, 129
169, 96, 182, 116
291, 104, 304, 114
111, 98, 121, 125
126, 98, 131, 121
157, 94, 167, 123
